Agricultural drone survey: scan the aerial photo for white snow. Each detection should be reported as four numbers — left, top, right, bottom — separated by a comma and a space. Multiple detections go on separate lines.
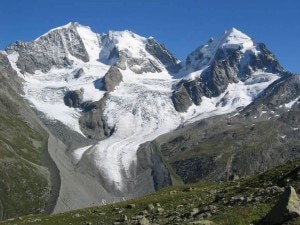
181, 27, 259, 75
99, 30, 149, 63
108, 30, 147, 58
5, 24, 283, 195
76, 69, 181, 191
76, 25, 100, 61
181, 73, 278, 125
221, 28, 254, 52
71, 145, 93, 164
7, 27, 110, 135
285, 98, 299, 108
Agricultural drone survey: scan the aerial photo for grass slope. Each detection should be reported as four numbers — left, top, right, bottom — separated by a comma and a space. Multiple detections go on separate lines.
2, 158, 300, 225
0, 53, 49, 220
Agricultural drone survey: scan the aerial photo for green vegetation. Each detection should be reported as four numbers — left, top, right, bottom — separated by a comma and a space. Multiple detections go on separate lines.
0, 110, 49, 220
1, 158, 300, 225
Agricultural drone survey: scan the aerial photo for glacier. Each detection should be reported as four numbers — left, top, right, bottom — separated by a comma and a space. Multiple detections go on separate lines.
5, 22, 282, 212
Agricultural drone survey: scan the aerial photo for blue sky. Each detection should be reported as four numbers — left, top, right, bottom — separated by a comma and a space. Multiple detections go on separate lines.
1, 0, 299, 73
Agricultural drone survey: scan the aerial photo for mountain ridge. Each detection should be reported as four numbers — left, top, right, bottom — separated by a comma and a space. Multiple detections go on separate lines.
1, 22, 299, 218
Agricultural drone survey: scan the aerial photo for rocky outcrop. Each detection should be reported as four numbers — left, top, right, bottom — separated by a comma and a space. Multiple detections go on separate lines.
113, 51, 163, 74
244, 43, 283, 79
243, 73, 300, 117
102, 66, 123, 92
99, 30, 181, 74
63, 89, 83, 108
6, 22, 89, 74
136, 141, 172, 191
171, 84, 193, 112
172, 50, 240, 112
263, 186, 300, 225
79, 95, 113, 139
145, 38, 181, 73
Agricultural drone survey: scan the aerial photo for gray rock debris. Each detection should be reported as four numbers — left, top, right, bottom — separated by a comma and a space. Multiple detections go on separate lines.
145, 37, 181, 73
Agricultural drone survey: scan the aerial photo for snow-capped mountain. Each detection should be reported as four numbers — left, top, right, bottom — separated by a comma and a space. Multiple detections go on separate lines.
4, 23, 299, 212
172, 27, 284, 112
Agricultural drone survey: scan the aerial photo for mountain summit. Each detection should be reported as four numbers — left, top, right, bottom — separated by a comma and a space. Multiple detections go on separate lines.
172, 27, 284, 112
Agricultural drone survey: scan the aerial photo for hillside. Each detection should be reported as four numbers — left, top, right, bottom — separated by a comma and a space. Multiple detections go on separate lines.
1, 158, 300, 225
0, 53, 50, 220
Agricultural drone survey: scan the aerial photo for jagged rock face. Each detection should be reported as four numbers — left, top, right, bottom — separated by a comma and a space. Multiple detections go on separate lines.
243, 74, 300, 117
102, 66, 123, 92
245, 43, 283, 77
171, 84, 194, 112
172, 50, 241, 112
201, 51, 240, 97
123, 55, 162, 74
6, 23, 89, 74
99, 31, 180, 74
145, 38, 181, 73
64, 89, 83, 108
172, 29, 284, 112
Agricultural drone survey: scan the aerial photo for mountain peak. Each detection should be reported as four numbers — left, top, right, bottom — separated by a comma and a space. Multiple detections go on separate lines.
35, 22, 92, 41
219, 27, 253, 49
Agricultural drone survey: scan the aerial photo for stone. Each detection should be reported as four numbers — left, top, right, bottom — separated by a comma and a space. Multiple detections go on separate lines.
64, 89, 83, 108
116, 214, 128, 222
229, 174, 239, 181
147, 203, 155, 211
125, 204, 136, 209
139, 210, 149, 216
190, 208, 200, 217
155, 207, 164, 213
263, 186, 300, 224
138, 217, 150, 225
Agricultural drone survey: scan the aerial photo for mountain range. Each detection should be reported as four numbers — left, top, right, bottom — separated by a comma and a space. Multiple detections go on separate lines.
0, 22, 299, 222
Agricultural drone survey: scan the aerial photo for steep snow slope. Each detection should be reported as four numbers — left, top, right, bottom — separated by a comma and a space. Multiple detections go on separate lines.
6, 23, 282, 210
181, 27, 258, 74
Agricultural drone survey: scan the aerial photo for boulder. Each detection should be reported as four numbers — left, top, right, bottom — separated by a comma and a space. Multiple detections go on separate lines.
63, 89, 83, 108
263, 186, 300, 224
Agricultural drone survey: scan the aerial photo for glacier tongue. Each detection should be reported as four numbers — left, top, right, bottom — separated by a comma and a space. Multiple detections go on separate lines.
75, 70, 181, 193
